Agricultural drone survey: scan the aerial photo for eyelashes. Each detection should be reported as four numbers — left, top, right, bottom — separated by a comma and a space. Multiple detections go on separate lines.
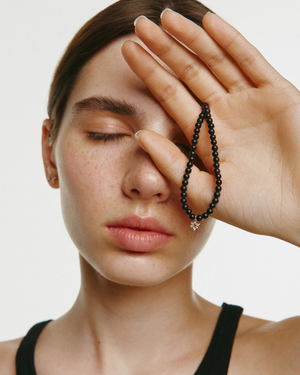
88, 132, 190, 156
88, 132, 126, 142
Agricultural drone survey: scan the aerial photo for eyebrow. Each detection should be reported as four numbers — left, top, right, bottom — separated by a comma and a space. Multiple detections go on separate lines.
72, 96, 139, 118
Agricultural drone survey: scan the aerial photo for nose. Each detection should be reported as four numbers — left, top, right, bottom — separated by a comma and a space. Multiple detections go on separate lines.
122, 149, 172, 203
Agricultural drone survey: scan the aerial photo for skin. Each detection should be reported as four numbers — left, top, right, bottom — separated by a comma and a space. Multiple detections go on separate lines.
124, 12, 300, 247
0, 10, 299, 375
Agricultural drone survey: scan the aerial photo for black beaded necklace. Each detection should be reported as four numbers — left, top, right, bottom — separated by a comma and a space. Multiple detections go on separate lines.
180, 103, 222, 231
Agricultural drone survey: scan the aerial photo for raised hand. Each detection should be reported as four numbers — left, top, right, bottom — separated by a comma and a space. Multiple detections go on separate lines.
122, 10, 300, 246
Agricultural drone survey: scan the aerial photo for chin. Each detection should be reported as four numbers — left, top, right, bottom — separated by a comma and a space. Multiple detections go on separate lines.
80, 250, 192, 288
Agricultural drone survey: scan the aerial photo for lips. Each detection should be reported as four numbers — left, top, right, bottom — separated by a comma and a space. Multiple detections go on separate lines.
105, 215, 173, 252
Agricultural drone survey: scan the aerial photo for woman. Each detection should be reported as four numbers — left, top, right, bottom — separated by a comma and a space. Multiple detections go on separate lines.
0, 0, 299, 373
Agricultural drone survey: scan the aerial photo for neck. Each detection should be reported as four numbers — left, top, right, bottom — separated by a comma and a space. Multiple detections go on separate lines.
76, 255, 201, 333
57, 256, 216, 374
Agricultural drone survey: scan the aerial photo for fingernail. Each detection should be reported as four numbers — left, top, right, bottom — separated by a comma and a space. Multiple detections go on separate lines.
134, 131, 148, 153
134, 15, 148, 27
120, 39, 130, 49
160, 8, 174, 19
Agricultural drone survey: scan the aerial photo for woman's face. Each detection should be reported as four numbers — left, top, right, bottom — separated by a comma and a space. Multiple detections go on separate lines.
47, 35, 215, 287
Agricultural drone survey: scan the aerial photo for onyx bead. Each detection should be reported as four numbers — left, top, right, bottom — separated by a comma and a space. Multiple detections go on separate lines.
183, 174, 190, 180
216, 179, 222, 186
214, 191, 220, 198
212, 197, 219, 204
182, 180, 189, 186
209, 202, 215, 209
189, 214, 195, 220
187, 162, 193, 168
196, 215, 203, 221
181, 198, 187, 204
182, 204, 189, 211
206, 208, 213, 215
187, 209, 192, 215
181, 186, 187, 191
185, 168, 192, 174
180, 192, 187, 198
215, 185, 222, 192
202, 212, 209, 219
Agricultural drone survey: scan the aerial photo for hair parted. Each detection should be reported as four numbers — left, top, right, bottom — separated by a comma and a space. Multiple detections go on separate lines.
47, 0, 211, 143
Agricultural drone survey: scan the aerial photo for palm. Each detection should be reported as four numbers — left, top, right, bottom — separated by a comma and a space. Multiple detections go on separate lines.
209, 84, 300, 236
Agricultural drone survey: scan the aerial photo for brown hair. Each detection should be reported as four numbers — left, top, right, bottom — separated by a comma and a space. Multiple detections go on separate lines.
47, 0, 211, 143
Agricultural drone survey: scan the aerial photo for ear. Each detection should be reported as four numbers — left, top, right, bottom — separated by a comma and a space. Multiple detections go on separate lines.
42, 119, 59, 188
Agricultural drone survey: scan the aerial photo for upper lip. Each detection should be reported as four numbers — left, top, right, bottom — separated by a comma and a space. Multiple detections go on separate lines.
107, 215, 173, 235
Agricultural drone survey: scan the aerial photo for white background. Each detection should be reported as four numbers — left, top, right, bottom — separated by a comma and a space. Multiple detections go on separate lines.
0, 0, 299, 341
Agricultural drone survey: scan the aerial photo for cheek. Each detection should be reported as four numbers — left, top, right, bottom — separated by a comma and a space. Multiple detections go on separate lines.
179, 217, 215, 264
55, 134, 126, 240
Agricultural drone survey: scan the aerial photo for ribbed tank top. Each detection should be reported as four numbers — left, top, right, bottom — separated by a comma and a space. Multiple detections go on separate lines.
16, 303, 243, 375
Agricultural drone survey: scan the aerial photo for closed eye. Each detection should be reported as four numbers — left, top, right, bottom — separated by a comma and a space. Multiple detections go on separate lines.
88, 133, 127, 142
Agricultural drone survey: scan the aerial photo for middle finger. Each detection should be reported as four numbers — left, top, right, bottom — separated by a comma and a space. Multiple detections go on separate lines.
134, 15, 227, 103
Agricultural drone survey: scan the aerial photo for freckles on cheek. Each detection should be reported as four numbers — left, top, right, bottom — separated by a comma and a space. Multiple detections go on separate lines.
58, 141, 123, 212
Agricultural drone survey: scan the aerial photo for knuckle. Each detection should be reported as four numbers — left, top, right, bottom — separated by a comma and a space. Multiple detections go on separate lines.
239, 52, 259, 70
157, 39, 174, 58
206, 52, 226, 69
180, 62, 199, 82
157, 82, 178, 103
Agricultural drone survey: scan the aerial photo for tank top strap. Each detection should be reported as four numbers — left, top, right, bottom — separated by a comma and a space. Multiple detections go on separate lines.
194, 303, 243, 375
15, 303, 242, 375
16, 320, 52, 375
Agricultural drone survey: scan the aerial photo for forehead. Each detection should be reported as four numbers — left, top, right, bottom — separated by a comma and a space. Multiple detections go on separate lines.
66, 35, 145, 109
64, 34, 177, 119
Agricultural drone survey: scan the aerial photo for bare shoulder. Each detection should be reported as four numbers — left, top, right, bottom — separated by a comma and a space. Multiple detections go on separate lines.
231, 315, 300, 374
0, 338, 23, 375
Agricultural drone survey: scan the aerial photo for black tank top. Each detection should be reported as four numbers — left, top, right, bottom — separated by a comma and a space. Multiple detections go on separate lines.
16, 303, 243, 375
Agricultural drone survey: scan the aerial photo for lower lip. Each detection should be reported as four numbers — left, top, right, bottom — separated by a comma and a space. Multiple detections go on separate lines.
106, 227, 173, 252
